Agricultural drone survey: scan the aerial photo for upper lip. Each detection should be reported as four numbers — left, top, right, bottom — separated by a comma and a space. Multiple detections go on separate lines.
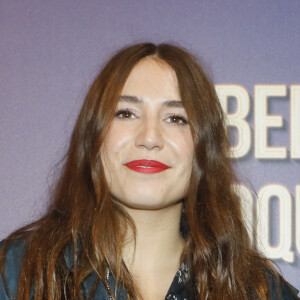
125, 159, 170, 169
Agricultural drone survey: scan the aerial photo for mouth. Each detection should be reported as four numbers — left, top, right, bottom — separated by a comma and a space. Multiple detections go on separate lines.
125, 159, 170, 174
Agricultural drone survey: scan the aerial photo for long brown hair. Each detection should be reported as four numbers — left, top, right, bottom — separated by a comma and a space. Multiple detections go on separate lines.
1, 43, 280, 299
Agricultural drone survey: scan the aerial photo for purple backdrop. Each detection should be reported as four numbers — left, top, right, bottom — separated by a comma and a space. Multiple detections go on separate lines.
1, 0, 299, 288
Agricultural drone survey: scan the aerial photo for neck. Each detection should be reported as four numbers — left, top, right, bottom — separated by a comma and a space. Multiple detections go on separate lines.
121, 202, 185, 273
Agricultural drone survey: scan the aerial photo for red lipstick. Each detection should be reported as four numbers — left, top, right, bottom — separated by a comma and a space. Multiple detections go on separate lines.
125, 160, 170, 174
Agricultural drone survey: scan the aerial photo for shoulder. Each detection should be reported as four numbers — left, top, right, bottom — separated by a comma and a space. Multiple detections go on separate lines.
267, 271, 299, 300
0, 239, 28, 299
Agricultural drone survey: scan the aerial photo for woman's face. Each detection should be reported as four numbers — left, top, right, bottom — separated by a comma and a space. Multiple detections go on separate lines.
101, 57, 194, 209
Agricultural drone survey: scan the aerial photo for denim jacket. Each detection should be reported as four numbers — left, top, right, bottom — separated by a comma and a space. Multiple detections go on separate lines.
0, 239, 299, 300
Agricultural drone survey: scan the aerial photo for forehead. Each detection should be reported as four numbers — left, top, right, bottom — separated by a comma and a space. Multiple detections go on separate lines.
121, 57, 181, 101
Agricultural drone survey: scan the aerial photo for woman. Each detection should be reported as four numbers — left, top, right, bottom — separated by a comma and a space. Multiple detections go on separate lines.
0, 43, 298, 299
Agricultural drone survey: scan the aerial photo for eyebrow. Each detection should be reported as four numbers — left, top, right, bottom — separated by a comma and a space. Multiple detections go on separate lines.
119, 95, 184, 108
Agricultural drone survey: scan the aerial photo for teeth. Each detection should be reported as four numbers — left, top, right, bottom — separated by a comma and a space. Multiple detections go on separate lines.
138, 166, 152, 168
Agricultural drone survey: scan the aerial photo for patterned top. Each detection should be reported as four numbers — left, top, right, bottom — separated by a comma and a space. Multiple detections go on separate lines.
104, 261, 191, 300
165, 262, 190, 300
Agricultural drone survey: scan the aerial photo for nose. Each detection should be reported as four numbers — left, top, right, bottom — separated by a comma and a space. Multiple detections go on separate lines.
135, 116, 164, 151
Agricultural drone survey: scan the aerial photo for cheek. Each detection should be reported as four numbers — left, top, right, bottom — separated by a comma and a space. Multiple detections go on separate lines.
104, 125, 123, 152
169, 131, 194, 165
101, 125, 134, 181
102, 125, 129, 159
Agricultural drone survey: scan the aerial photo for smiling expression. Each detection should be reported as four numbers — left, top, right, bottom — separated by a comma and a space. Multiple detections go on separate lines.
101, 57, 194, 209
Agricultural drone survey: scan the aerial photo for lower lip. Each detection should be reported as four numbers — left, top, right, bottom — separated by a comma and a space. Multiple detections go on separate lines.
125, 165, 169, 174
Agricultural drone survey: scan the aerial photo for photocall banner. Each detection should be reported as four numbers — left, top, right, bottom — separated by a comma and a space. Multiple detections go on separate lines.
1, 1, 299, 288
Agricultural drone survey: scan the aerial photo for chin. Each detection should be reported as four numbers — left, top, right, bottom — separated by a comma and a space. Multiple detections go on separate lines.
112, 193, 183, 211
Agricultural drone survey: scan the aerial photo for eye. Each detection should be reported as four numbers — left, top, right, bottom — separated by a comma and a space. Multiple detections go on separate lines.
115, 109, 136, 119
166, 115, 188, 125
